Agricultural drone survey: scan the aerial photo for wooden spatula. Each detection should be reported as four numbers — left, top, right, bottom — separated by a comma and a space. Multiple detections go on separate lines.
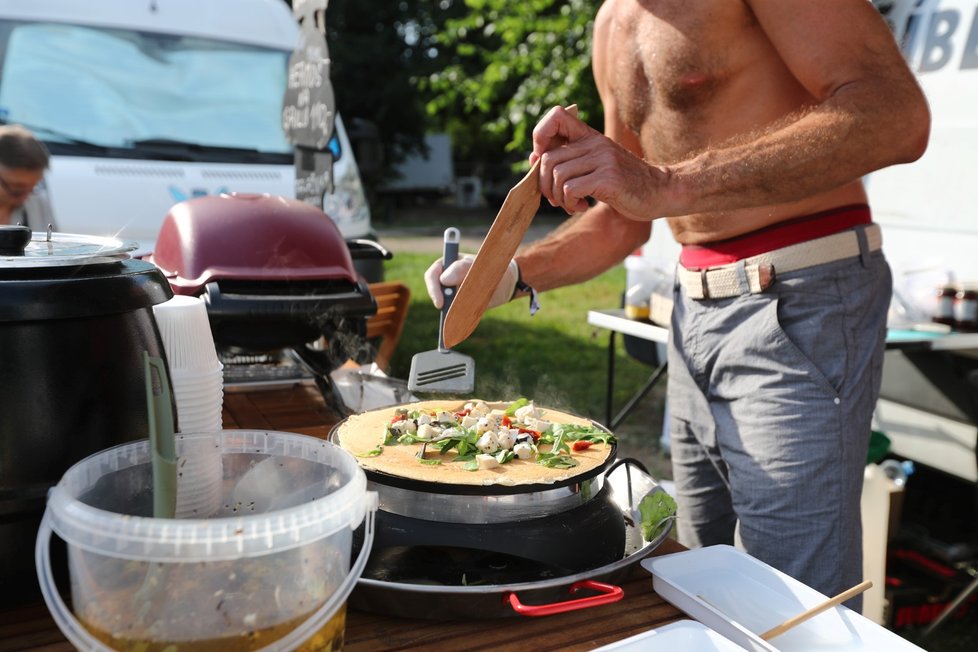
442, 105, 578, 349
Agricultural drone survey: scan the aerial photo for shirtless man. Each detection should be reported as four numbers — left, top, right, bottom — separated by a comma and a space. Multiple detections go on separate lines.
426, 0, 929, 603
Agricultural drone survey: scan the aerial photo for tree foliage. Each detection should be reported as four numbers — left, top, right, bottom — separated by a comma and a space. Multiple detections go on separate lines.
324, 0, 465, 177
319, 0, 601, 183
420, 0, 602, 175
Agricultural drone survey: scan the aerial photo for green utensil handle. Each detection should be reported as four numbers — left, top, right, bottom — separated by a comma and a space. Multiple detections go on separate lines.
144, 352, 177, 519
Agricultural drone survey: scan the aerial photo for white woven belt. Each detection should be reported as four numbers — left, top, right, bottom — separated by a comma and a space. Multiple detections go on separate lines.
678, 223, 882, 300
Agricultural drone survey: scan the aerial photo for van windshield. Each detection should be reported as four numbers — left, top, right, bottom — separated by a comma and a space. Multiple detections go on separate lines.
0, 20, 293, 162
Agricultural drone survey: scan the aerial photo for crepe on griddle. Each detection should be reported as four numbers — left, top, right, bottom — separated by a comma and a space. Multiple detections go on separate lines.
335, 400, 614, 486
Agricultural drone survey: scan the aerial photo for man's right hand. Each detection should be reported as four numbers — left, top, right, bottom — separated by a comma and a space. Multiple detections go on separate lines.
424, 254, 518, 310
530, 105, 664, 221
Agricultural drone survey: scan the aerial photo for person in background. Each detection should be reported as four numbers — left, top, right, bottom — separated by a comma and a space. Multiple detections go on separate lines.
0, 124, 57, 231
426, 0, 930, 607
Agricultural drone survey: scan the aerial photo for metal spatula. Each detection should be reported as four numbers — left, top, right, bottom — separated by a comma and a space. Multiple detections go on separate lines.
407, 227, 475, 393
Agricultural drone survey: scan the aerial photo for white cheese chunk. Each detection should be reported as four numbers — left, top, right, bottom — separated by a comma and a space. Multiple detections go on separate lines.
476, 432, 500, 453
476, 454, 500, 469
470, 401, 492, 417
514, 433, 534, 447
497, 430, 515, 450
390, 419, 416, 435
513, 442, 534, 459
461, 415, 479, 430
514, 403, 542, 420
416, 423, 439, 440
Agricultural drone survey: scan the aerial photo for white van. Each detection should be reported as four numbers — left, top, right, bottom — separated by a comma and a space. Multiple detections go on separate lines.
0, 0, 374, 258
868, 0, 978, 483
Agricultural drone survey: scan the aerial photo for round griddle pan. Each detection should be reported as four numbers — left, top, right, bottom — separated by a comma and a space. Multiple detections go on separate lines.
328, 406, 618, 524
349, 459, 675, 620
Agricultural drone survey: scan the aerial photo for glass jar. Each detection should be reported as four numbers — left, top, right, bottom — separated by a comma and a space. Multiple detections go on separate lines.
624, 281, 652, 321
933, 284, 957, 326
953, 285, 978, 331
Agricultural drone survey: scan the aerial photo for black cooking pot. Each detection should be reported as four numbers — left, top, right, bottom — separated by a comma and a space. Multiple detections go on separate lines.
0, 226, 174, 605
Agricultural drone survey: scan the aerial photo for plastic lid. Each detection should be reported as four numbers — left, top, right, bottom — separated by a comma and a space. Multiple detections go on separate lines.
0, 230, 136, 267
44, 431, 370, 563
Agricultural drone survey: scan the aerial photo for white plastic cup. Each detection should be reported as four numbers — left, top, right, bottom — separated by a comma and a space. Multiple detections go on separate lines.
36, 430, 377, 651
170, 368, 224, 386
173, 433, 223, 518
152, 295, 222, 374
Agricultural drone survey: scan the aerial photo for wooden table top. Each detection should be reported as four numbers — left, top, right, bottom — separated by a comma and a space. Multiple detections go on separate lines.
1, 382, 687, 651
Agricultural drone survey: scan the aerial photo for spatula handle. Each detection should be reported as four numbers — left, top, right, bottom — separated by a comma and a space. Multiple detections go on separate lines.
439, 227, 461, 350
441, 227, 461, 310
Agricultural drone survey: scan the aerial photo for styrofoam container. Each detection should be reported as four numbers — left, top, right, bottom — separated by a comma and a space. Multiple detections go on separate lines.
643, 545, 925, 652
595, 619, 746, 651
37, 430, 377, 651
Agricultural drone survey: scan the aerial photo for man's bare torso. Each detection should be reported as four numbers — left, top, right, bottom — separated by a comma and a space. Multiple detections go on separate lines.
600, 0, 869, 244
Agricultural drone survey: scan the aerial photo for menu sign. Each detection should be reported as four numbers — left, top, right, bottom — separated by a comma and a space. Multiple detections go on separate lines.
283, 0, 335, 203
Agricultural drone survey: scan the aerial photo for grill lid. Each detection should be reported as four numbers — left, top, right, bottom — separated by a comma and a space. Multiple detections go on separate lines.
149, 193, 360, 295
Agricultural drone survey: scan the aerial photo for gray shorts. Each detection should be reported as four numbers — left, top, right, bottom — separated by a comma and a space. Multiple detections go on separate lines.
667, 238, 891, 607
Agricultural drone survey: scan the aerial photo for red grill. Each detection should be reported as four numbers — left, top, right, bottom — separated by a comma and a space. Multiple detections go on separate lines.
147, 193, 386, 411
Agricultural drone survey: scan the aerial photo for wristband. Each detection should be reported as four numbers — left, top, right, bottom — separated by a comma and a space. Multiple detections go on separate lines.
512, 264, 541, 316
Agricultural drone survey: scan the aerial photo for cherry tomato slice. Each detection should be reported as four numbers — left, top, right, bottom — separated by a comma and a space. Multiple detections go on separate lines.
518, 428, 541, 441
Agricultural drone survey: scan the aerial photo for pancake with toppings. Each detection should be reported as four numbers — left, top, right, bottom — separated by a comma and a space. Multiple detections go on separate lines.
334, 399, 616, 486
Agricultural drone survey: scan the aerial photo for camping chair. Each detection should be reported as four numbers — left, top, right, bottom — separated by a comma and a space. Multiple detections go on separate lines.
365, 281, 411, 372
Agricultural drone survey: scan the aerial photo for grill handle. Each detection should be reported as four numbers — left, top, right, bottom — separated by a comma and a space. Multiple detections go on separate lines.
346, 238, 392, 261
505, 580, 624, 617
203, 280, 376, 319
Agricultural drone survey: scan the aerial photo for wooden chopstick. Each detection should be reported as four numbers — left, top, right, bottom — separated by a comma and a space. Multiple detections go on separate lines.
759, 580, 873, 641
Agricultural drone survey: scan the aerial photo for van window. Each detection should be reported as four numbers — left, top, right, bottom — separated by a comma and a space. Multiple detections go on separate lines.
0, 20, 294, 162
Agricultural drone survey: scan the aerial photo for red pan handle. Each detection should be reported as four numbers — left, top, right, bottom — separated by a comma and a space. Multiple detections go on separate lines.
505, 580, 624, 617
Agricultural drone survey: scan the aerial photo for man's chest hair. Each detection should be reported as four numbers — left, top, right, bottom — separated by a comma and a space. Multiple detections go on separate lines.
610, 0, 763, 128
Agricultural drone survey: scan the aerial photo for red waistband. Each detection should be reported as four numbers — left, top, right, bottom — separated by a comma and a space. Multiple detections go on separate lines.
679, 204, 872, 268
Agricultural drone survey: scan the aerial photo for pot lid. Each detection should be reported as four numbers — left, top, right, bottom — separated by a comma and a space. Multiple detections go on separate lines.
0, 226, 136, 268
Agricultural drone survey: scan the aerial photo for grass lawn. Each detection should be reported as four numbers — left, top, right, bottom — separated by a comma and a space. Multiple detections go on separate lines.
382, 252, 672, 481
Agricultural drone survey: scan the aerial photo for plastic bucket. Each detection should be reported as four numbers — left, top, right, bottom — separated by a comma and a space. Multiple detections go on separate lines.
36, 430, 377, 651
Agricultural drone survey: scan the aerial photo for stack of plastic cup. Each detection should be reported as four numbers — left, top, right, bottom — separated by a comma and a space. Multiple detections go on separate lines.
152, 295, 224, 517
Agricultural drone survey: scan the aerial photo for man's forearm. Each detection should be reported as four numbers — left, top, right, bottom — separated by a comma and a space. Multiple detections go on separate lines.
514, 202, 651, 295
667, 84, 929, 216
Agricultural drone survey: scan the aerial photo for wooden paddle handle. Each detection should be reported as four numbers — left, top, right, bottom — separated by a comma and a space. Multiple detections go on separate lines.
759, 580, 873, 641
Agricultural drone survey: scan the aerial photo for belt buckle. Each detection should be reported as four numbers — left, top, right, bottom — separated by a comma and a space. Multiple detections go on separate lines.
756, 263, 776, 291
686, 262, 776, 298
